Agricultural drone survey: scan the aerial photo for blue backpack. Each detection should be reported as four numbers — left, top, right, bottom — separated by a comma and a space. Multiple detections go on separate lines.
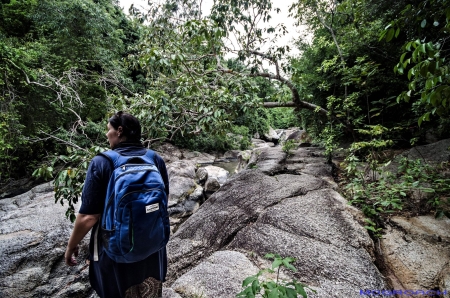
98, 149, 169, 263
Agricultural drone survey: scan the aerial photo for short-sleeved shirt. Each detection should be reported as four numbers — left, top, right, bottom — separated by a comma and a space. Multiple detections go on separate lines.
79, 142, 169, 298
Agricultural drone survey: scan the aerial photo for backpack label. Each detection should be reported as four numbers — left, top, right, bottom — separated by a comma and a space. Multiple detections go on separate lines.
145, 203, 159, 213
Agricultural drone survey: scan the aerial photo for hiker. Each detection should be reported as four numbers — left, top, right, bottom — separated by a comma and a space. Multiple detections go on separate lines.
64, 111, 170, 298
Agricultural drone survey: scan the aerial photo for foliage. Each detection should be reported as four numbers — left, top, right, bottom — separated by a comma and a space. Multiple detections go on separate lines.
174, 125, 251, 152
267, 108, 301, 129
234, 107, 271, 137
128, 3, 262, 143
282, 140, 297, 157
381, 0, 450, 125
237, 253, 314, 298
2, 0, 450, 228
0, 0, 137, 180
33, 139, 108, 222
343, 156, 450, 235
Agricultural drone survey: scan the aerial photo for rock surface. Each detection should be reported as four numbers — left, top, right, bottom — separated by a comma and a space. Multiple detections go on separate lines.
263, 126, 280, 143
381, 216, 450, 293
202, 165, 229, 186
403, 138, 450, 163
204, 177, 221, 198
155, 143, 183, 164
0, 182, 92, 298
4, 140, 450, 297
246, 146, 287, 175
170, 251, 259, 298
181, 150, 216, 164
166, 161, 197, 204
165, 147, 387, 297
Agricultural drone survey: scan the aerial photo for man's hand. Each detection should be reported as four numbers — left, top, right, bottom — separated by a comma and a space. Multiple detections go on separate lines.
65, 245, 79, 266
64, 213, 99, 267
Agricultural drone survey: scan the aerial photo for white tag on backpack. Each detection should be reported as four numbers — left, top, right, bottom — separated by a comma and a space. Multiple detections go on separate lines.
145, 203, 159, 213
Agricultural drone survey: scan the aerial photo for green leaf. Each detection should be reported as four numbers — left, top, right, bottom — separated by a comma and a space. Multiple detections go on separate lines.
421, 19, 427, 28
267, 288, 279, 298
272, 258, 283, 269
386, 28, 395, 42
294, 283, 308, 298
420, 63, 429, 77
265, 253, 275, 259
419, 44, 426, 54
395, 28, 400, 38
400, 52, 407, 63
282, 259, 297, 272
251, 280, 259, 294
406, 41, 413, 51
242, 276, 257, 287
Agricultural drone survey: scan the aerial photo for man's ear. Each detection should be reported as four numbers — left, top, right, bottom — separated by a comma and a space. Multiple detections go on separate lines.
117, 126, 123, 134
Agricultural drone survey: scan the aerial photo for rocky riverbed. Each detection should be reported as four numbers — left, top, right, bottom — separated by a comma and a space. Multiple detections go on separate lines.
1, 132, 449, 297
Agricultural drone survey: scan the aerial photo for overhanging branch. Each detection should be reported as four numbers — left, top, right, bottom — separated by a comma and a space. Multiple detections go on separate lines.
263, 101, 296, 108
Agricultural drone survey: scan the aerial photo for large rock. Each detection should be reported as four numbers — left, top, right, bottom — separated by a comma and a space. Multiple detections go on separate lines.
181, 150, 216, 165
154, 143, 183, 164
170, 251, 259, 298
166, 169, 386, 297
222, 150, 242, 160
246, 146, 287, 175
168, 185, 204, 219
0, 178, 37, 199
163, 288, 182, 298
202, 165, 229, 186
381, 216, 450, 293
195, 167, 208, 184
236, 150, 252, 173
279, 128, 300, 143
204, 177, 221, 198
403, 138, 450, 163
166, 161, 197, 204
227, 188, 384, 297
0, 183, 93, 298
263, 126, 279, 143
286, 146, 326, 165
166, 161, 204, 228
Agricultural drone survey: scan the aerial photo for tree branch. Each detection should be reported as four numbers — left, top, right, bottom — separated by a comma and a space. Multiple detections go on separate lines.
263, 101, 296, 108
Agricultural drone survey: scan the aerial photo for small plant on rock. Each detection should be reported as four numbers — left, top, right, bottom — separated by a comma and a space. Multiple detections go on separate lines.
282, 140, 297, 156
237, 253, 314, 298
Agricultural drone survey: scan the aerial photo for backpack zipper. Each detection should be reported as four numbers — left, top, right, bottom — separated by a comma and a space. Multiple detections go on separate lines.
129, 204, 134, 252
114, 165, 159, 181
117, 188, 162, 206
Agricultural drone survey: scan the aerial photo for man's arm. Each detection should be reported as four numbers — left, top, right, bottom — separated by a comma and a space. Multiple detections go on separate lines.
65, 213, 100, 266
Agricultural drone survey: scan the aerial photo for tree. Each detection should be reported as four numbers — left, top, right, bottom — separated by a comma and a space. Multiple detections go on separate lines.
126, 0, 351, 146
381, 0, 450, 126
0, 0, 140, 179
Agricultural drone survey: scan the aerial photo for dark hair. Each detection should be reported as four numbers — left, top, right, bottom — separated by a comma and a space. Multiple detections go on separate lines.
109, 111, 142, 142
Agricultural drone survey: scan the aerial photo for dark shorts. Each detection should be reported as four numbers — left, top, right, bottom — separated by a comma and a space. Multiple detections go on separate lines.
89, 247, 167, 298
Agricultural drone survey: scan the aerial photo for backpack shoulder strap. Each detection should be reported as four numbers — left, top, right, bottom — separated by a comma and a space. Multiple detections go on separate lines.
138, 149, 161, 171
144, 149, 155, 162
98, 150, 124, 168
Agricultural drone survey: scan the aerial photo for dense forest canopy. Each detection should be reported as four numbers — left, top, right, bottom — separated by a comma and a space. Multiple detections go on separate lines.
1, 0, 449, 183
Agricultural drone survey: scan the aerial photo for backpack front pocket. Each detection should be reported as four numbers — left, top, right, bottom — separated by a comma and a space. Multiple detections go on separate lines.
117, 203, 133, 255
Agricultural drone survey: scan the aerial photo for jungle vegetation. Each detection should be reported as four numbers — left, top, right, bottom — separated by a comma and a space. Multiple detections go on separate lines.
1, 0, 449, 223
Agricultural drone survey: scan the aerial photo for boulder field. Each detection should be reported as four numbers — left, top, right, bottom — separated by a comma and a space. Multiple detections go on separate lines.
1, 138, 449, 297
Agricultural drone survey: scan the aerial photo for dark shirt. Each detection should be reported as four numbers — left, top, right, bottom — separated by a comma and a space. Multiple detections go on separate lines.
79, 142, 169, 298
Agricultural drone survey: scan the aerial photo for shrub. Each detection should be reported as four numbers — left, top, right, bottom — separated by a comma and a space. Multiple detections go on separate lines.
237, 253, 314, 298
